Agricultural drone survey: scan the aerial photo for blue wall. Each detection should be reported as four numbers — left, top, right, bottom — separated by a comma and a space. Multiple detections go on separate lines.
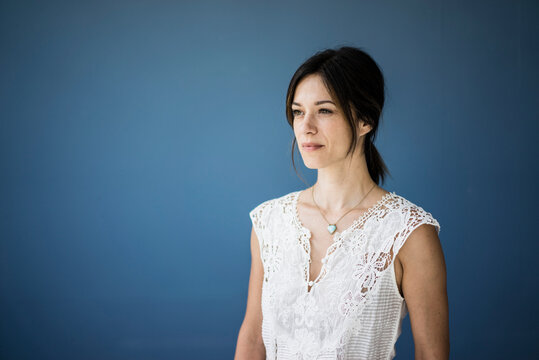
1, 0, 537, 359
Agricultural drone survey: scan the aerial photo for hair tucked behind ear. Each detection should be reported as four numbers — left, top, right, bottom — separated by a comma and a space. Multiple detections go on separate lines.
285, 46, 391, 185
364, 132, 388, 186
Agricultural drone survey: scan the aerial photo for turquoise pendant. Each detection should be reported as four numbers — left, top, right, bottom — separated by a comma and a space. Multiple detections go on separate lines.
327, 224, 337, 234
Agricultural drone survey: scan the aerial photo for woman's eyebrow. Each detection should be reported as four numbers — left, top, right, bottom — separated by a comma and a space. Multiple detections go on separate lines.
292, 100, 336, 106
316, 100, 336, 105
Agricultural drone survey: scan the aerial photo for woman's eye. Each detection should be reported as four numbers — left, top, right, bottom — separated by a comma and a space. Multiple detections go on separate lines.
292, 108, 333, 117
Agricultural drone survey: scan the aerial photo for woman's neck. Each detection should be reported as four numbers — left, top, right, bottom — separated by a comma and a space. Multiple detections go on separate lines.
310, 157, 381, 212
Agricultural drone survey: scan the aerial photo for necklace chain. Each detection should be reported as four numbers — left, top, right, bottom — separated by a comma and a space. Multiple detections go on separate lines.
311, 183, 377, 234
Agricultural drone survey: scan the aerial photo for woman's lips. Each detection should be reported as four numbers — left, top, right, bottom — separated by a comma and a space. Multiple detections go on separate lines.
302, 145, 324, 152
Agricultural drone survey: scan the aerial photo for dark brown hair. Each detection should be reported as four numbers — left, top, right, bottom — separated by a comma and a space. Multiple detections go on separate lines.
286, 46, 390, 185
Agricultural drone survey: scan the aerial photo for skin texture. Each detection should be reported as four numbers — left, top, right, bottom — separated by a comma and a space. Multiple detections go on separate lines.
234, 227, 265, 359
235, 74, 449, 359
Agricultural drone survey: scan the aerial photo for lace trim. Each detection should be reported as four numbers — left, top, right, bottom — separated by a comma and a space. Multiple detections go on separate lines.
292, 190, 395, 292
249, 198, 281, 283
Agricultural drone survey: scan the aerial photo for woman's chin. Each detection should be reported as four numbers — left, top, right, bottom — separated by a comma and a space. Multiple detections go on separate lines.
303, 161, 325, 170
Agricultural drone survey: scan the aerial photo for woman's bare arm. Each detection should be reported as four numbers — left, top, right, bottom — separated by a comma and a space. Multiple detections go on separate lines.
234, 227, 266, 360
399, 223, 450, 360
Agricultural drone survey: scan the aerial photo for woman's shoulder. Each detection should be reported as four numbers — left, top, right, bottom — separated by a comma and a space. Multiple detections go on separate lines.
387, 191, 441, 234
252, 189, 300, 207
249, 189, 299, 218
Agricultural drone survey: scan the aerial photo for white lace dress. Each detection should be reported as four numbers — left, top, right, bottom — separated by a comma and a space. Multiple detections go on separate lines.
249, 190, 441, 360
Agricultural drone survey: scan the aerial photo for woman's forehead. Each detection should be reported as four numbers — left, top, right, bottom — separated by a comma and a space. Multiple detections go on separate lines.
293, 74, 334, 104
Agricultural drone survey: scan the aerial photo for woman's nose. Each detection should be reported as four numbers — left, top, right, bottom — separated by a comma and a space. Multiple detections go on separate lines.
301, 111, 316, 131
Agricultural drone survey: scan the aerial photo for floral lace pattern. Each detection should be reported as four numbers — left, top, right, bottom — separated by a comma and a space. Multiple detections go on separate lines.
249, 190, 441, 359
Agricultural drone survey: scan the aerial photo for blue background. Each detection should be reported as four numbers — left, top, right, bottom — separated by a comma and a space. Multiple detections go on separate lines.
1, 0, 538, 359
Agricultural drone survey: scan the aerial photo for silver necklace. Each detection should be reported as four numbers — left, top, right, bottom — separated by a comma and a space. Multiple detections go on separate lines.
311, 183, 377, 234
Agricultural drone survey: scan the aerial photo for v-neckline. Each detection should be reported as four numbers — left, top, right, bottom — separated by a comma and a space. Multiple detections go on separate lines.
292, 189, 394, 294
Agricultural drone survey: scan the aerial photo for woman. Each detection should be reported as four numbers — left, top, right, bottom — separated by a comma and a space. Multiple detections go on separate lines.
235, 46, 449, 359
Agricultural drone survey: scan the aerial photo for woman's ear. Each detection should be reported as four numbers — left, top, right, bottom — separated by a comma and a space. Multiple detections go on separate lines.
357, 120, 373, 137
350, 104, 372, 137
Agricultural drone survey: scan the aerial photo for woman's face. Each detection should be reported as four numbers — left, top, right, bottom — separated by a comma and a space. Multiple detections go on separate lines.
292, 73, 367, 170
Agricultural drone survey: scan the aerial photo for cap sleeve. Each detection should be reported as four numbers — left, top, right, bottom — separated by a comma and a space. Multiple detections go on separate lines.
249, 199, 272, 265
393, 204, 441, 258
